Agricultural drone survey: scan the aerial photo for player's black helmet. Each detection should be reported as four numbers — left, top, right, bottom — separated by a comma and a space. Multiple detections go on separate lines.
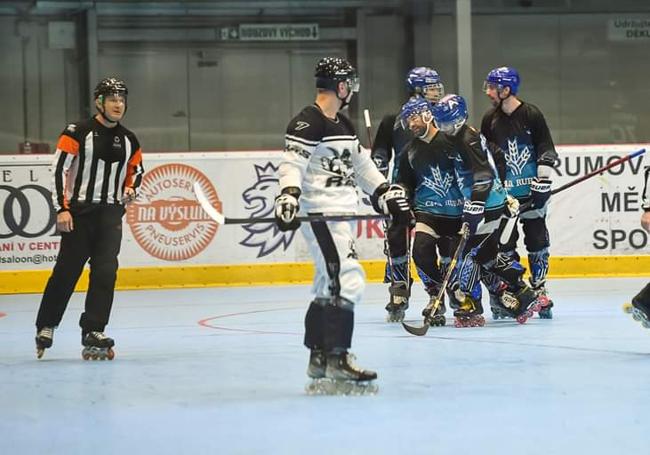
94, 77, 128, 100
315, 57, 359, 92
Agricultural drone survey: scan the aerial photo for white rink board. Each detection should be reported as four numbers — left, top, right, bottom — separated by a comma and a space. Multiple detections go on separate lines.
0, 144, 647, 270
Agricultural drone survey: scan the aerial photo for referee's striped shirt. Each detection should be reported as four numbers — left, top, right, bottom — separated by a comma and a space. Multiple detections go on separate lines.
52, 117, 144, 212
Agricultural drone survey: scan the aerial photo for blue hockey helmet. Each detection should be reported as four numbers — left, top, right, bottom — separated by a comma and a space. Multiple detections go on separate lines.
406, 66, 445, 102
431, 94, 468, 135
399, 96, 434, 135
483, 66, 520, 95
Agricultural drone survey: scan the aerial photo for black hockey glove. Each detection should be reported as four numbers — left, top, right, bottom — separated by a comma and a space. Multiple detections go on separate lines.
274, 187, 301, 231
371, 182, 413, 227
462, 200, 485, 236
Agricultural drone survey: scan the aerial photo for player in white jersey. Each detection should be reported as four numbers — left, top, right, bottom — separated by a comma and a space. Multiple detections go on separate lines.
275, 57, 412, 394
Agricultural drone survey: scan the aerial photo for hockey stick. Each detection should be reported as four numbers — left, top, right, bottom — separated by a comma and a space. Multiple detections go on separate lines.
363, 109, 374, 149
365, 108, 396, 288
500, 148, 646, 244
402, 223, 470, 336
193, 182, 387, 225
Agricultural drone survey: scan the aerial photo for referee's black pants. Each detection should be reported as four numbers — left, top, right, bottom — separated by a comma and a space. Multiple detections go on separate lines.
36, 204, 125, 334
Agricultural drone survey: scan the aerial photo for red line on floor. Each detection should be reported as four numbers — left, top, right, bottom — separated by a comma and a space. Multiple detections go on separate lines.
198, 307, 299, 335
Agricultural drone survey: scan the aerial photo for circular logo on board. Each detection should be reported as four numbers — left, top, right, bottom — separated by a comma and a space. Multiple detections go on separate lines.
127, 163, 221, 261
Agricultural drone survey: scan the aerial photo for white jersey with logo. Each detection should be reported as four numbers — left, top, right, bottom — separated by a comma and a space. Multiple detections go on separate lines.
279, 104, 385, 213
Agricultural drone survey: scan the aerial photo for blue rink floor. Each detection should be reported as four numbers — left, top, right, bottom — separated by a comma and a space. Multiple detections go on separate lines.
1, 277, 650, 455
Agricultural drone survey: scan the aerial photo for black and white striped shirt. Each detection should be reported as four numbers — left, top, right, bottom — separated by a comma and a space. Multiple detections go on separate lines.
52, 117, 144, 212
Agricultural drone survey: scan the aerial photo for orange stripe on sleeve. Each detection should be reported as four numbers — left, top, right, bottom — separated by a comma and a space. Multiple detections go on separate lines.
56, 135, 79, 155
125, 148, 143, 187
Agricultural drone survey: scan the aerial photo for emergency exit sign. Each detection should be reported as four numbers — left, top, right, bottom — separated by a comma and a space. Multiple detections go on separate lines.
238, 23, 319, 41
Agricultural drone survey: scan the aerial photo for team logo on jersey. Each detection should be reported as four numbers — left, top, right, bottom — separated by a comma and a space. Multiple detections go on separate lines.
505, 138, 531, 176
112, 136, 121, 149
322, 148, 355, 187
295, 121, 310, 131
240, 162, 296, 257
127, 164, 220, 261
422, 165, 454, 198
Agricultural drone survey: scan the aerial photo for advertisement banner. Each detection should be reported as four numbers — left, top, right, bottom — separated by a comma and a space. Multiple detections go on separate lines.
1, 144, 648, 271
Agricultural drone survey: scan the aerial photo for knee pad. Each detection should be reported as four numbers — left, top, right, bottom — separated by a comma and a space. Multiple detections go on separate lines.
487, 252, 526, 287
528, 247, 549, 288
481, 269, 502, 295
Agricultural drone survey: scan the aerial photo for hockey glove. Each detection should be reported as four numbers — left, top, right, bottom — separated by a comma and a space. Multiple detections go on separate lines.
506, 195, 520, 217
530, 178, 551, 209
372, 183, 413, 227
462, 200, 485, 236
274, 187, 301, 232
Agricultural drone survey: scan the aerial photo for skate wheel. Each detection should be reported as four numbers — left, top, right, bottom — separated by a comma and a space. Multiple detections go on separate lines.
516, 314, 528, 324
36, 349, 44, 359
107, 348, 115, 360
454, 320, 462, 328
622, 303, 633, 314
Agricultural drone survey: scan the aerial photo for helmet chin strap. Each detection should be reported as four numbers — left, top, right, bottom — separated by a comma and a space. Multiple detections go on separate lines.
417, 122, 430, 139
96, 95, 126, 124
98, 109, 118, 125
337, 87, 353, 109
497, 88, 512, 110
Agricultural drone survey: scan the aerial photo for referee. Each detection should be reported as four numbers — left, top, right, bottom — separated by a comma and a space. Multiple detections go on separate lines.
34, 77, 144, 360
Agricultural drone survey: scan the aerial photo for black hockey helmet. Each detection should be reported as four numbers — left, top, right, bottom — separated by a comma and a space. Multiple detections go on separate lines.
314, 57, 359, 93
94, 77, 128, 100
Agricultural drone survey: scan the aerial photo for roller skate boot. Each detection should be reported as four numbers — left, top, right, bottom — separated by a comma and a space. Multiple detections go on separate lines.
322, 351, 378, 396
453, 295, 485, 328
81, 331, 115, 361
422, 296, 446, 327
385, 281, 409, 323
623, 295, 650, 329
489, 291, 512, 320
35, 327, 54, 359
305, 349, 328, 394
508, 284, 550, 324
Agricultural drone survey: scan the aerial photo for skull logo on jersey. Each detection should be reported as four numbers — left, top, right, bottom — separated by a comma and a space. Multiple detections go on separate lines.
239, 162, 296, 257
505, 138, 531, 176
322, 148, 355, 187
422, 165, 454, 198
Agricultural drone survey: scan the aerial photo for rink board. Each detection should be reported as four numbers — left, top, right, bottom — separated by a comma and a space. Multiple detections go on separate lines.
0, 144, 648, 293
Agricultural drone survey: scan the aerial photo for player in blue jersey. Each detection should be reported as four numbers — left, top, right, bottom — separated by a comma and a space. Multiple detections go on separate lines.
433, 94, 550, 326
481, 67, 558, 319
371, 67, 446, 322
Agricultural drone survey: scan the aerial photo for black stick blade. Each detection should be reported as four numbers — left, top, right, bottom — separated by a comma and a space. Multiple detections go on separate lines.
402, 321, 430, 336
